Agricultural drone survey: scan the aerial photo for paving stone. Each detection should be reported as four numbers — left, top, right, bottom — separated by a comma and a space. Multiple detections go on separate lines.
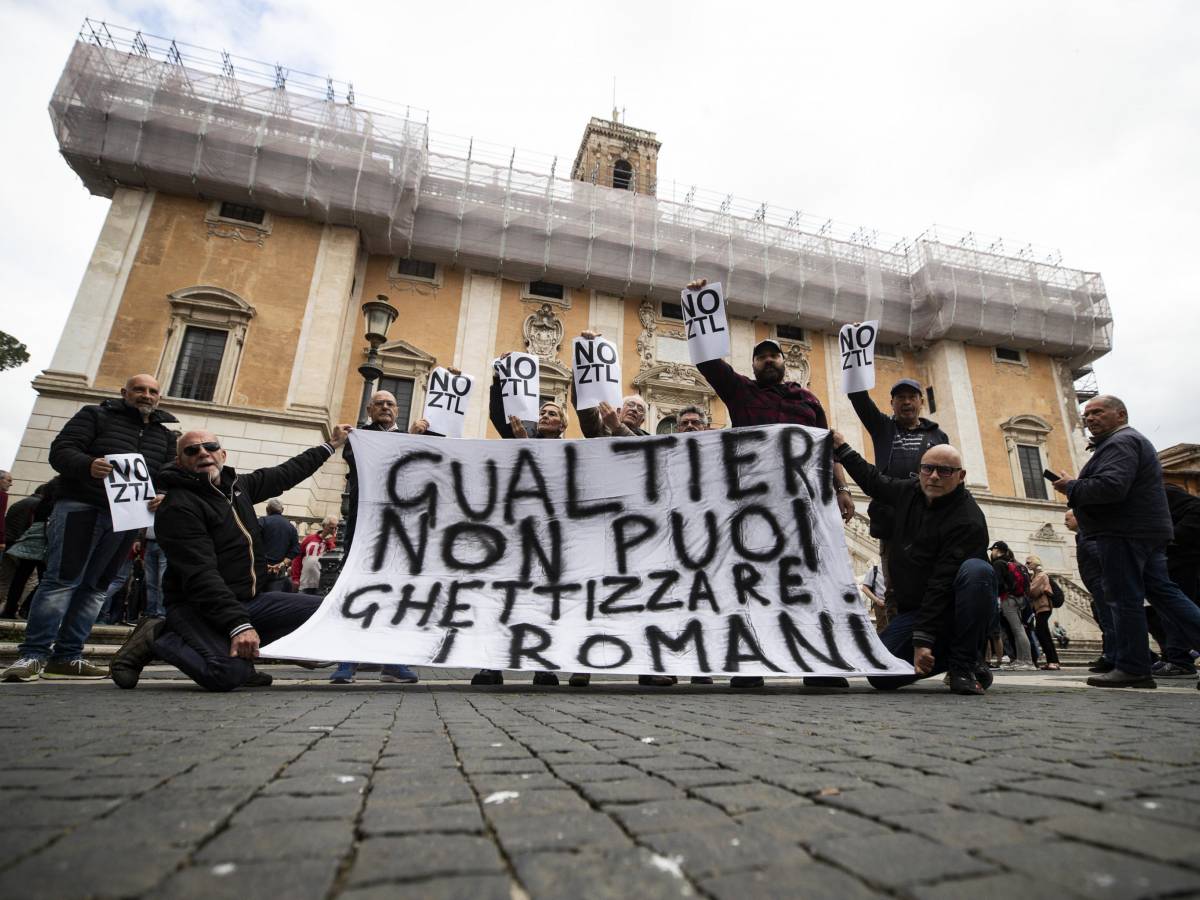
980, 839, 1200, 898
1007, 777, 1136, 807
197, 821, 354, 862
480, 788, 591, 820
1037, 812, 1200, 863
513, 848, 696, 899
817, 785, 948, 817
0, 838, 190, 900
491, 810, 634, 854
347, 834, 506, 885
690, 782, 811, 815
736, 802, 891, 843
550, 762, 641, 783
339, 875, 512, 900
811, 831, 995, 888
880, 810, 1028, 849
578, 776, 686, 804
1106, 794, 1200, 829
909, 871, 1089, 900
232, 792, 362, 824
656, 767, 753, 788
702, 860, 890, 900
359, 801, 485, 836
156, 858, 341, 900
641, 824, 808, 878
607, 798, 733, 834
961, 789, 1097, 822
365, 780, 476, 807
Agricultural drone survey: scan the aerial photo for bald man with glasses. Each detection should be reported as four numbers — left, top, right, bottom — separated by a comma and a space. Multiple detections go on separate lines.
110, 425, 350, 691
831, 433, 996, 695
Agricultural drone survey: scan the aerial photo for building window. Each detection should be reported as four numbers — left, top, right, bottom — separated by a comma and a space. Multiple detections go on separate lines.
158, 286, 255, 406
613, 159, 633, 191
656, 416, 677, 435
994, 346, 1026, 364
376, 376, 416, 427
660, 301, 684, 321
217, 202, 266, 225
527, 281, 564, 300
170, 327, 228, 402
1017, 444, 1048, 500
394, 258, 438, 281
776, 324, 806, 342
875, 342, 899, 359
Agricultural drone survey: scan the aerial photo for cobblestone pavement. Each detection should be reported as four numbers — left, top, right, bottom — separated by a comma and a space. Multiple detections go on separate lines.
1, 667, 1198, 900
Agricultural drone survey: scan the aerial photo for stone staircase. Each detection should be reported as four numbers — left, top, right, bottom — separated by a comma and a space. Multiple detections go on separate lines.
0, 618, 132, 665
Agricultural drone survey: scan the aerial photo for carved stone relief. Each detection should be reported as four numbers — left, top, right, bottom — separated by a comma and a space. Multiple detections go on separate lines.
524, 303, 564, 362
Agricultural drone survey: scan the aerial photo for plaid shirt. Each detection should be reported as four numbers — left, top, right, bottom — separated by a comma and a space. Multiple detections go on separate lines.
697, 359, 828, 428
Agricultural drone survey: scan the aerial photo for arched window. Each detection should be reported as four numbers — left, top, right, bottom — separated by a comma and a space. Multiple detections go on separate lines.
158, 286, 255, 404
656, 416, 677, 435
613, 159, 633, 191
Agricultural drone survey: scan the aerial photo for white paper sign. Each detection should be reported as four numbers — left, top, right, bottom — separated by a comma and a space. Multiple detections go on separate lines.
422, 367, 475, 438
681, 281, 731, 364
103, 453, 156, 532
262, 427, 912, 679
493, 353, 540, 423
839, 321, 879, 393
571, 336, 622, 410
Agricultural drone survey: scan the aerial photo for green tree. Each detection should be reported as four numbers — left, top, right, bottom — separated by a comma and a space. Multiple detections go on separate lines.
0, 331, 30, 372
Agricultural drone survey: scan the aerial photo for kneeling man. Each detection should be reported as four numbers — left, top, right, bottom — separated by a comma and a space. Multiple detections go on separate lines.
832, 433, 995, 695
111, 426, 350, 691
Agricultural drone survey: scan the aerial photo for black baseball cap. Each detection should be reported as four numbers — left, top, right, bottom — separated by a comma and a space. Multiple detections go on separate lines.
989, 541, 1009, 553
752, 339, 783, 358
891, 378, 923, 396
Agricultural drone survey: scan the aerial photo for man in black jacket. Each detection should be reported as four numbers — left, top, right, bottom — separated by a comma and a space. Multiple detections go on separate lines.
1156, 484, 1200, 677
2, 375, 177, 683
832, 432, 996, 695
1052, 395, 1200, 689
109, 424, 350, 691
848, 379, 949, 632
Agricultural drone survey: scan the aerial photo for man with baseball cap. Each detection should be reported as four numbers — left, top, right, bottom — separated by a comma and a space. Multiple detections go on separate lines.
848, 378, 948, 631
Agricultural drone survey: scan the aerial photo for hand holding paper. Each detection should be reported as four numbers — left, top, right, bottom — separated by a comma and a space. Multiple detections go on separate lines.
839, 321, 879, 393
681, 281, 731, 364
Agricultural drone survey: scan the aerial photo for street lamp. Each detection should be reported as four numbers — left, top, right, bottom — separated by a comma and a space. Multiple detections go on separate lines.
319, 294, 399, 593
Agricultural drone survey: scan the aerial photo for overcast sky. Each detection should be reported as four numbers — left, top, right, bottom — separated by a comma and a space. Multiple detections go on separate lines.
2, 0, 1197, 471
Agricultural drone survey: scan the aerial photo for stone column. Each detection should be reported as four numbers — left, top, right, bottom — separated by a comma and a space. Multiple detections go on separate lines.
453, 272, 502, 438
729, 317, 757, 378
925, 340, 989, 489
588, 291, 624, 352
286, 224, 361, 419
44, 188, 155, 386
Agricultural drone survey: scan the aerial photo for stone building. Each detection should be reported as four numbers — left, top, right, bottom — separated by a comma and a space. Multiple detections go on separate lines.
10, 29, 1115, 636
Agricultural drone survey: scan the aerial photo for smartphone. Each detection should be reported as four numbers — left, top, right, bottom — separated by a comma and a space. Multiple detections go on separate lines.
1042, 468, 1059, 482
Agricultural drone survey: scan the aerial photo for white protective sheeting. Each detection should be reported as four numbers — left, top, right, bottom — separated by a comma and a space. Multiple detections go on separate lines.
50, 36, 1112, 366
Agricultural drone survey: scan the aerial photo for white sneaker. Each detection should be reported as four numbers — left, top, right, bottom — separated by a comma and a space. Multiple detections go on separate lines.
2, 657, 46, 682
1000, 655, 1012, 664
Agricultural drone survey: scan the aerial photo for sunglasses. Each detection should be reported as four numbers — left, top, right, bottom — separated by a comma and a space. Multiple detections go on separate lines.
919, 463, 961, 477
182, 442, 222, 457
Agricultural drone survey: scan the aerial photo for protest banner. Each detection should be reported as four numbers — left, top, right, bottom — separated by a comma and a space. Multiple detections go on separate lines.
680, 281, 731, 364
103, 453, 156, 532
493, 353, 540, 423
263, 427, 911, 679
422, 367, 475, 438
571, 336, 622, 410
839, 321, 879, 393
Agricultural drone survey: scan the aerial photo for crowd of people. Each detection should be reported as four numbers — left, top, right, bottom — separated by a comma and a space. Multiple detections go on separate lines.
0, 278, 1195, 696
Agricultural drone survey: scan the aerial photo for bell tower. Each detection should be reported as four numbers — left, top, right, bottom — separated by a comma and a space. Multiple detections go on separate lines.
571, 110, 661, 197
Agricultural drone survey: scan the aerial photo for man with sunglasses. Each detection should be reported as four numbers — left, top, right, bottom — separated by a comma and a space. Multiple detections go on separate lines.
831, 433, 996, 695
110, 424, 351, 691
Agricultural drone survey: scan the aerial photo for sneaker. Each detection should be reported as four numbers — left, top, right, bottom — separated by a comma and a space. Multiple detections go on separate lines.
974, 667, 994, 691
1000, 655, 1011, 664
638, 674, 676, 687
568, 672, 591, 687
690, 676, 714, 685
43, 659, 108, 680
380, 665, 419, 684
110, 616, 164, 689
1088, 658, 1115, 674
243, 670, 273, 688
329, 663, 357, 685
471, 669, 503, 686
804, 676, 849, 688
532, 671, 559, 686
1151, 662, 1197, 678
948, 671, 985, 695
1011, 662, 1038, 671
730, 676, 764, 688
1087, 669, 1156, 689
2, 657, 45, 683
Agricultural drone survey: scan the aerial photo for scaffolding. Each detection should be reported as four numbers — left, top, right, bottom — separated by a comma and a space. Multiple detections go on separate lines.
50, 22, 1112, 366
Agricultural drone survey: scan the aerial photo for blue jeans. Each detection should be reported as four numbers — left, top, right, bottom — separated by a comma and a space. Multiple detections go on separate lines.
869, 558, 996, 688
1097, 537, 1200, 676
18, 500, 136, 662
1161, 561, 1199, 671
99, 557, 134, 623
142, 540, 167, 618
332, 662, 414, 680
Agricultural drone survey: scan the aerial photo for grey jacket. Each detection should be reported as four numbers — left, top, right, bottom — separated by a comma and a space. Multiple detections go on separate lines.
1067, 426, 1173, 544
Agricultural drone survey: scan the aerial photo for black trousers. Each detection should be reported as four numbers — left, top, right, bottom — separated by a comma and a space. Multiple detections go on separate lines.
153, 591, 321, 692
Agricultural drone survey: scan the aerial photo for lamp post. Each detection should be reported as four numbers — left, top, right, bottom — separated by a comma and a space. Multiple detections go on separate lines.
319, 294, 399, 593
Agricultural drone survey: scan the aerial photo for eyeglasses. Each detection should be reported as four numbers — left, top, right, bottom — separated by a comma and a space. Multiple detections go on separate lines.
919, 463, 961, 477
182, 442, 222, 457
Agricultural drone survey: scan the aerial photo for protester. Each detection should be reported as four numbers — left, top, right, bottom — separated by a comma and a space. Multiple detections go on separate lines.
0, 469, 10, 554
832, 433, 995, 694
2, 375, 176, 683
331, 389, 419, 685
859, 562, 888, 632
686, 279, 853, 689
141, 523, 167, 619
848, 379, 948, 632
1053, 621, 1070, 648
259, 498, 300, 594
1065, 508, 1114, 672
1052, 394, 1200, 689
674, 405, 709, 434
109, 425, 352, 691
988, 541, 1036, 670
1026, 555, 1061, 670
291, 515, 337, 590
1, 483, 48, 618
1151, 483, 1200, 677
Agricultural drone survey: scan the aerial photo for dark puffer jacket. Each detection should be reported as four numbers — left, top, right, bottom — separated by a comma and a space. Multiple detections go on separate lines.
154, 444, 334, 636
48, 399, 179, 508
836, 443, 989, 647
1067, 426, 1173, 544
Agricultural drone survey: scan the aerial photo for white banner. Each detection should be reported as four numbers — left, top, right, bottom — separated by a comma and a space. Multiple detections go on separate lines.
263, 427, 911, 679
680, 281, 731, 364
103, 453, 156, 532
571, 336, 622, 410
422, 367, 475, 438
493, 353, 540, 423
839, 321, 879, 393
